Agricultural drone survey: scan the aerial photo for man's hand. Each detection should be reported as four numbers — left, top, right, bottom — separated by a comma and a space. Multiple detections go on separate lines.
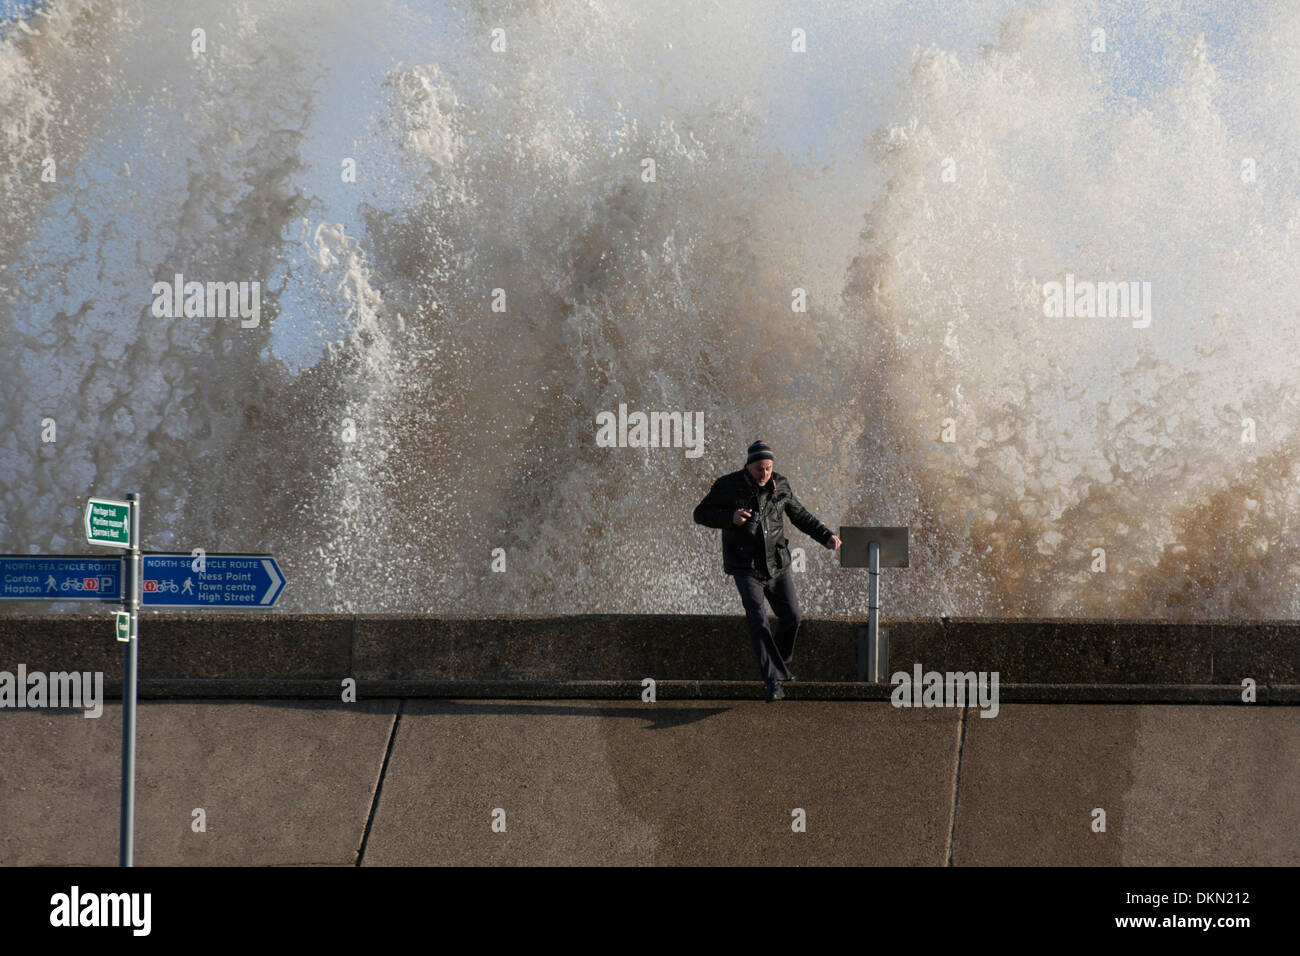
828, 534, 842, 550
732, 508, 753, 526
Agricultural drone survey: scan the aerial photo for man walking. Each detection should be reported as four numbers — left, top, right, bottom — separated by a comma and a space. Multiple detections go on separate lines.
693, 441, 841, 701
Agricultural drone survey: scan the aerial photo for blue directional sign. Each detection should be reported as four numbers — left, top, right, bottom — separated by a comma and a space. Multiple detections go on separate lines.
0, 553, 286, 606
0, 555, 124, 601
140, 553, 285, 607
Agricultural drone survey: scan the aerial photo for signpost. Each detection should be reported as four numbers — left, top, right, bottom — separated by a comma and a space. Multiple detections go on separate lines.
1, 492, 287, 866
0, 553, 286, 607
0, 556, 123, 601
839, 526, 910, 683
142, 553, 285, 607
84, 498, 132, 548
118, 494, 140, 870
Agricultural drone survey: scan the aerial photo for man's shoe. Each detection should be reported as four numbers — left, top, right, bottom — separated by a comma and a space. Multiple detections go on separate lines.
765, 680, 785, 702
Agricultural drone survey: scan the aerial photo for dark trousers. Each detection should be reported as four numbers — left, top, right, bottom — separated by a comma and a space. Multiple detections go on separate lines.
731, 570, 801, 683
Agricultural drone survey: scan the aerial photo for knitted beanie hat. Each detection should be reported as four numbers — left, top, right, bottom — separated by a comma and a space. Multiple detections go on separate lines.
746, 440, 774, 465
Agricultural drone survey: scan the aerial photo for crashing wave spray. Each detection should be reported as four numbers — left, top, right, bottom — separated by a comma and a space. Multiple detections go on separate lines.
2, 0, 1298, 618
843, 1, 1300, 617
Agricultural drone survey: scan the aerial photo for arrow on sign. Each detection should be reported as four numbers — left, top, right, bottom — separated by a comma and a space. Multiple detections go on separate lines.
84, 497, 132, 548
140, 553, 286, 607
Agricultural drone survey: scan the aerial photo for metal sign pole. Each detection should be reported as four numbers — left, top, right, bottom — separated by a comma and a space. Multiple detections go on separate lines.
119, 492, 141, 867
840, 527, 908, 684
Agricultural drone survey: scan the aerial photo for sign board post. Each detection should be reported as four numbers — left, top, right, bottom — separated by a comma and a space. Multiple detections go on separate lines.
0, 553, 287, 608
0, 556, 123, 601
2, 491, 287, 867
141, 553, 285, 607
839, 527, 909, 683
85, 497, 132, 548
119, 493, 140, 867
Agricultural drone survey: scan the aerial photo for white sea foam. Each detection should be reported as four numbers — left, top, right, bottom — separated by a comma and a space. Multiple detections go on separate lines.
1, 0, 1297, 618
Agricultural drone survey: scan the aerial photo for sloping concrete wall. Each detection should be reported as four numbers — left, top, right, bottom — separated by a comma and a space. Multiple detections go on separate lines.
2, 699, 1295, 866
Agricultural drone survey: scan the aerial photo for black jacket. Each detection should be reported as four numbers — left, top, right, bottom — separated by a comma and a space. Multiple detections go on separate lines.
693, 469, 834, 577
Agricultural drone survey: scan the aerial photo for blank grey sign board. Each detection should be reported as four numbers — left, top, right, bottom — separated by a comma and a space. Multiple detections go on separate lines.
840, 526, 909, 568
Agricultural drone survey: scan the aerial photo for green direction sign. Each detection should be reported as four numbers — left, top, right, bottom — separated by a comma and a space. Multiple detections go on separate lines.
115, 611, 131, 643
85, 498, 132, 548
